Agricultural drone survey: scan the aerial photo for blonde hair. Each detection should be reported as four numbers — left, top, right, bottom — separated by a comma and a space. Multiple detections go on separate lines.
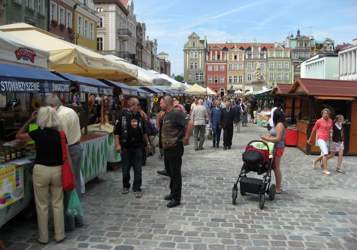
37, 106, 61, 130
335, 114, 344, 122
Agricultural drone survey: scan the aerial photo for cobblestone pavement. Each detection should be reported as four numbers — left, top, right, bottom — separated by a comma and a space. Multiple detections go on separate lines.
1, 125, 357, 250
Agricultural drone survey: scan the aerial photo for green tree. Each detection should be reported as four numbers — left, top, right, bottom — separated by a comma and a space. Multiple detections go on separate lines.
174, 75, 184, 83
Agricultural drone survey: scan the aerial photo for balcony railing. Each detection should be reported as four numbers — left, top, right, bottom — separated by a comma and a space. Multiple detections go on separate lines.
118, 28, 132, 40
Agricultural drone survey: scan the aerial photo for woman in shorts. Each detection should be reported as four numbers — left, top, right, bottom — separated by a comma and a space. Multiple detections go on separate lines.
307, 108, 333, 175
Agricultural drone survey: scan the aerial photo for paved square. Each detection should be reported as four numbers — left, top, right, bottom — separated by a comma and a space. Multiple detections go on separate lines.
1, 125, 357, 250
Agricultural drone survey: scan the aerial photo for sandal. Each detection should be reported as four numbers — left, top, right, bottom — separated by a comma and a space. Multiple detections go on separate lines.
336, 168, 345, 174
323, 171, 330, 175
276, 189, 283, 194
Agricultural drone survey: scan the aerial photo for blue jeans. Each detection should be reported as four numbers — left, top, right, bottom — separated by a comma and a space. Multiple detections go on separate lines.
121, 147, 143, 191
212, 124, 221, 146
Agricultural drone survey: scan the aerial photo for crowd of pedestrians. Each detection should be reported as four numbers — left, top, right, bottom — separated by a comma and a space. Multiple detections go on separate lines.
11, 92, 348, 245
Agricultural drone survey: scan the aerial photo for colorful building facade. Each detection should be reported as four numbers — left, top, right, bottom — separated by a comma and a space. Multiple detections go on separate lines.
205, 44, 228, 94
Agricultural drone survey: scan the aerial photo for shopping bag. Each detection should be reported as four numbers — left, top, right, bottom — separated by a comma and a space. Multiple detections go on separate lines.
59, 131, 75, 191
66, 190, 84, 217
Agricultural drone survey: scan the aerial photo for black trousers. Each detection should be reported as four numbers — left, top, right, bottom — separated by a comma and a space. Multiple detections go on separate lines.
121, 147, 143, 191
223, 127, 234, 147
164, 143, 184, 201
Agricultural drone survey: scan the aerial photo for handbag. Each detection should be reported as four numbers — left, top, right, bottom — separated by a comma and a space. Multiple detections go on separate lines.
59, 131, 75, 191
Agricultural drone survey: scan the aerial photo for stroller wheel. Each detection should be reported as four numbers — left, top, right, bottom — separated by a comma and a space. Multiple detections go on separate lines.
269, 184, 276, 201
232, 184, 238, 205
259, 192, 265, 209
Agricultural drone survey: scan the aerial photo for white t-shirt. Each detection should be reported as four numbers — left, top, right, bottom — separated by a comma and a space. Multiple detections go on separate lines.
57, 105, 81, 145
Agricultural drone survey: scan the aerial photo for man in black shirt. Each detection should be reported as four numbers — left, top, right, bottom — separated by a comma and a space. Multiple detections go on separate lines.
160, 96, 193, 208
114, 97, 149, 198
221, 100, 235, 150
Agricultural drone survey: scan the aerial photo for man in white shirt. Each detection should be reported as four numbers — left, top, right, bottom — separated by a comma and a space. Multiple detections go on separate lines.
191, 99, 209, 150
46, 95, 83, 232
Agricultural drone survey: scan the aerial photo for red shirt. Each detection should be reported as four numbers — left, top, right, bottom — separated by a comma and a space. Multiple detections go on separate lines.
313, 118, 333, 141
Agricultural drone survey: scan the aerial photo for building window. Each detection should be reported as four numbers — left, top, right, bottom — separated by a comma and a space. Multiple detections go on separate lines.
285, 62, 290, 69
37, 0, 44, 15
228, 64, 232, 71
247, 74, 251, 81
239, 76, 243, 83
84, 19, 88, 38
234, 76, 238, 83
50, 2, 57, 21
59, 7, 65, 25
208, 65, 212, 71
77, 16, 82, 35
284, 73, 289, 81
229, 76, 233, 84
190, 63, 193, 70
214, 65, 218, 72
97, 37, 103, 51
208, 76, 213, 83
214, 76, 218, 84
269, 72, 274, 81
220, 77, 225, 84
90, 23, 94, 40
98, 17, 103, 28
66, 10, 72, 28
234, 55, 237, 60
217, 54, 220, 60
194, 62, 198, 69
195, 52, 198, 58
26, 0, 35, 10
220, 65, 224, 72
229, 55, 233, 61
192, 42, 195, 47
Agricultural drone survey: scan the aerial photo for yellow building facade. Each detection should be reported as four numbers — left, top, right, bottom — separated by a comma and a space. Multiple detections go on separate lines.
227, 47, 245, 91
74, 5, 99, 51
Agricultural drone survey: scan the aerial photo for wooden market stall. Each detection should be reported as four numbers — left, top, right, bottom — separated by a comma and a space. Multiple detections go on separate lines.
288, 78, 357, 155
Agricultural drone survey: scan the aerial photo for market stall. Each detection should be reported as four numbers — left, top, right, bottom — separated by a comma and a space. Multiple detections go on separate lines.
288, 78, 357, 155
55, 73, 122, 183
0, 63, 70, 228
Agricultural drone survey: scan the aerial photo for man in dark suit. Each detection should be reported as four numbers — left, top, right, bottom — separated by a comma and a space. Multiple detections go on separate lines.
221, 100, 235, 150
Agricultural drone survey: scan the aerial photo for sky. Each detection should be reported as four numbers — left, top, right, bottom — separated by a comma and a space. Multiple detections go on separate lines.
134, 0, 357, 76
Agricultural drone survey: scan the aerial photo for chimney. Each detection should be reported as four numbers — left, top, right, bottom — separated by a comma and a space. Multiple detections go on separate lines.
352, 38, 357, 46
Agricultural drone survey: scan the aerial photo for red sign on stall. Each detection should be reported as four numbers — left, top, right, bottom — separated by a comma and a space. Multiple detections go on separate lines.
15, 48, 37, 63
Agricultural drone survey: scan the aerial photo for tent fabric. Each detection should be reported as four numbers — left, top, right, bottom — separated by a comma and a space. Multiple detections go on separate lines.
104, 80, 137, 96
185, 84, 207, 96
0, 31, 48, 68
57, 73, 113, 95
206, 87, 217, 96
140, 86, 162, 94
0, 23, 137, 81
0, 63, 70, 92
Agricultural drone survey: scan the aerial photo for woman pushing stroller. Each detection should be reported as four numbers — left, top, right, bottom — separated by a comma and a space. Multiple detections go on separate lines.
260, 109, 286, 194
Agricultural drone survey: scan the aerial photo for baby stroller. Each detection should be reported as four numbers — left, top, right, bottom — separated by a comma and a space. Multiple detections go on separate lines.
232, 140, 276, 209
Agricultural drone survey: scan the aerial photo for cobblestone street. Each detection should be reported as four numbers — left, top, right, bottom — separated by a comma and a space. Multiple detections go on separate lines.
1, 125, 357, 250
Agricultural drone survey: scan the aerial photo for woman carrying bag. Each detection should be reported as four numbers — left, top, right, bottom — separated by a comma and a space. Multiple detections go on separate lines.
16, 106, 70, 244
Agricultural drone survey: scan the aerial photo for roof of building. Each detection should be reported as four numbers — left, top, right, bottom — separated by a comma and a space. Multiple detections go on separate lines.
290, 78, 357, 98
207, 43, 275, 50
272, 84, 293, 95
